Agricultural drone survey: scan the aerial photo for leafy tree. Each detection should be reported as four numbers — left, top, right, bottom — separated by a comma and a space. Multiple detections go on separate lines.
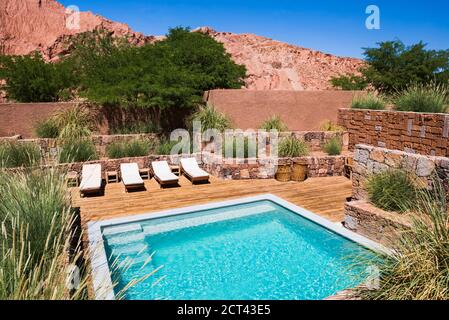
362, 41, 449, 94
331, 41, 449, 94
330, 73, 368, 90
0, 53, 75, 102
69, 27, 246, 129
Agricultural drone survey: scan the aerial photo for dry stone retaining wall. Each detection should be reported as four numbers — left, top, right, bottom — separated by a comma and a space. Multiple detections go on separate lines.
338, 109, 449, 157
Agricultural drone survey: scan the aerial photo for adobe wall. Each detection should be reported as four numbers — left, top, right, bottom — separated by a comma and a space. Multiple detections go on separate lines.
0, 102, 76, 138
338, 109, 449, 157
205, 90, 361, 131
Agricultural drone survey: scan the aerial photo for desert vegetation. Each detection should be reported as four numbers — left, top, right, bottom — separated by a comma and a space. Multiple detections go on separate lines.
106, 140, 151, 159
278, 136, 309, 158
0, 28, 246, 133
323, 137, 343, 156
351, 93, 386, 110
366, 169, 418, 213
355, 176, 449, 300
332, 40, 449, 94
0, 169, 89, 299
0, 141, 41, 168
319, 120, 344, 132
259, 115, 288, 132
394, 83, 448, 113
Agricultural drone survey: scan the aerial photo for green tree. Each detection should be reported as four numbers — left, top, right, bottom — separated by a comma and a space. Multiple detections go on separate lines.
0, 52, 75, 102
362, 41, 449, 94
69, 27, 246, 129
330, 73, 368, 90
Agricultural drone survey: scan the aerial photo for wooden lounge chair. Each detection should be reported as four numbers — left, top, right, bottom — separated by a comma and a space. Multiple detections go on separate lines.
80, 164, 103, 197
152, 161, 179, 187
120, 163, 145, 192
180, 158, 210, 184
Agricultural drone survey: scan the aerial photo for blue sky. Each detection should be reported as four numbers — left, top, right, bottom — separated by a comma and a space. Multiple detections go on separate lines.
59, 0, 449, 59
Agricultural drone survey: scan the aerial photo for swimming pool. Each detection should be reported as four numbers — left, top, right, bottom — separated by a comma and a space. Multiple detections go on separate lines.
88, 195, 385, 300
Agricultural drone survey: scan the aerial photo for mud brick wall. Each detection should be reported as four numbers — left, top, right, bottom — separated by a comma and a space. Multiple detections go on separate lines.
352, 144, 449, 201
338, 109, 449, 157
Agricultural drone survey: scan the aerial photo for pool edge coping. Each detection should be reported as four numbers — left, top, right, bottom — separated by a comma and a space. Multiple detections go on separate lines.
87, 194, 390, 300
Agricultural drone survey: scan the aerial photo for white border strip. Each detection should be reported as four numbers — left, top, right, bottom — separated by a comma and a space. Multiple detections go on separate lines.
87, 194, 390, 300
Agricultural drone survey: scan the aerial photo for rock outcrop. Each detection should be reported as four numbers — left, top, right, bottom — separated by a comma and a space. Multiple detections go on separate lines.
194, 27, 364, 90
0, 0, 153, 60
0, 0, 364, 91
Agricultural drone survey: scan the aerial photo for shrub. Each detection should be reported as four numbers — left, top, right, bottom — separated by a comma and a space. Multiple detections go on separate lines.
0, 141, 41, 168
351, 93, 386, 110
0, 53, 76, 102
70, 28, 246, 120
394, 83, 449, 113
361, 40, 449, 94
330, 73, 368, 91
58, 139, 98, 164
0, 169, 90, 299
319, 120, 344, 132
53, 105, 96, 140
366, 170, 417, 213
107, 140, 150, 159
190, 105, 232, 132
110, 121, 161, 135
323, 137, 343, 155
156, 138, 191, 155
35, 118, 60, 138
354, 177, 449, 300
278, 136, 309, 158
259, 115, 288, 132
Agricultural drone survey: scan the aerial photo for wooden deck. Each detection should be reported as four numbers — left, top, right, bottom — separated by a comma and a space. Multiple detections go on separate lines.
72, 176, 352, 225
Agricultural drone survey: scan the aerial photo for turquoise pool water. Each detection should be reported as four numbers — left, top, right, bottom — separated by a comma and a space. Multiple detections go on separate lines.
102, 200, 374, 300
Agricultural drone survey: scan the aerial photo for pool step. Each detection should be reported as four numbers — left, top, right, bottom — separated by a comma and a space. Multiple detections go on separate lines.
106, 232, 145, 246
142, 204, 277, 236
110, 242, 148, 257
103, 223, 143, 236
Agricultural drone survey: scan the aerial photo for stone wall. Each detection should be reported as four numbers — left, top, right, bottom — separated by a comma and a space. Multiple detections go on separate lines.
12, 134, 159, 164
344, 200, 412, 245
352, 144, 449, 201
282, 131, 349, 152
202, 153, 347, 180
338, 109, 449, 157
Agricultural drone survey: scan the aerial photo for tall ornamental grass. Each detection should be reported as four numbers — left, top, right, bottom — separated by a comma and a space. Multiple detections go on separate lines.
0, 141, 41, 168
190, 106, 232, 132
0, 169, 89, 299
394, 83, 449, 113
58, 139, 98, 164
259, 115, 288, 132
278, 136, 309, 158
354, 176, 449, 300
107, 140, 150, 159
366, 169, 418, 213
351, 93, 386, 110
323, 137, 343, 156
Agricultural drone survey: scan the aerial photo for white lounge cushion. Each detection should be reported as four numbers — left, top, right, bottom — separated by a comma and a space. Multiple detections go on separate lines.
180, 158, 209, 179
80, 164, 102, 191
152, 161, 178, 182
121, 163, 144, 186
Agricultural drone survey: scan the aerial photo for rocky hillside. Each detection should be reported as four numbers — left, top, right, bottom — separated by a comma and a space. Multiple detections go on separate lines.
0, 0, 364, 91
196, 27, 364, 90
0, 0, 154, 60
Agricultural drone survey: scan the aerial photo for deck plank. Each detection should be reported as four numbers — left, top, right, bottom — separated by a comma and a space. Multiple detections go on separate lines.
72, 176, 352, 225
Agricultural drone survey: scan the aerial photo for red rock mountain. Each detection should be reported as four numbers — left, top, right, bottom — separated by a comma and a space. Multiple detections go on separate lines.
0, 0, 364, 90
